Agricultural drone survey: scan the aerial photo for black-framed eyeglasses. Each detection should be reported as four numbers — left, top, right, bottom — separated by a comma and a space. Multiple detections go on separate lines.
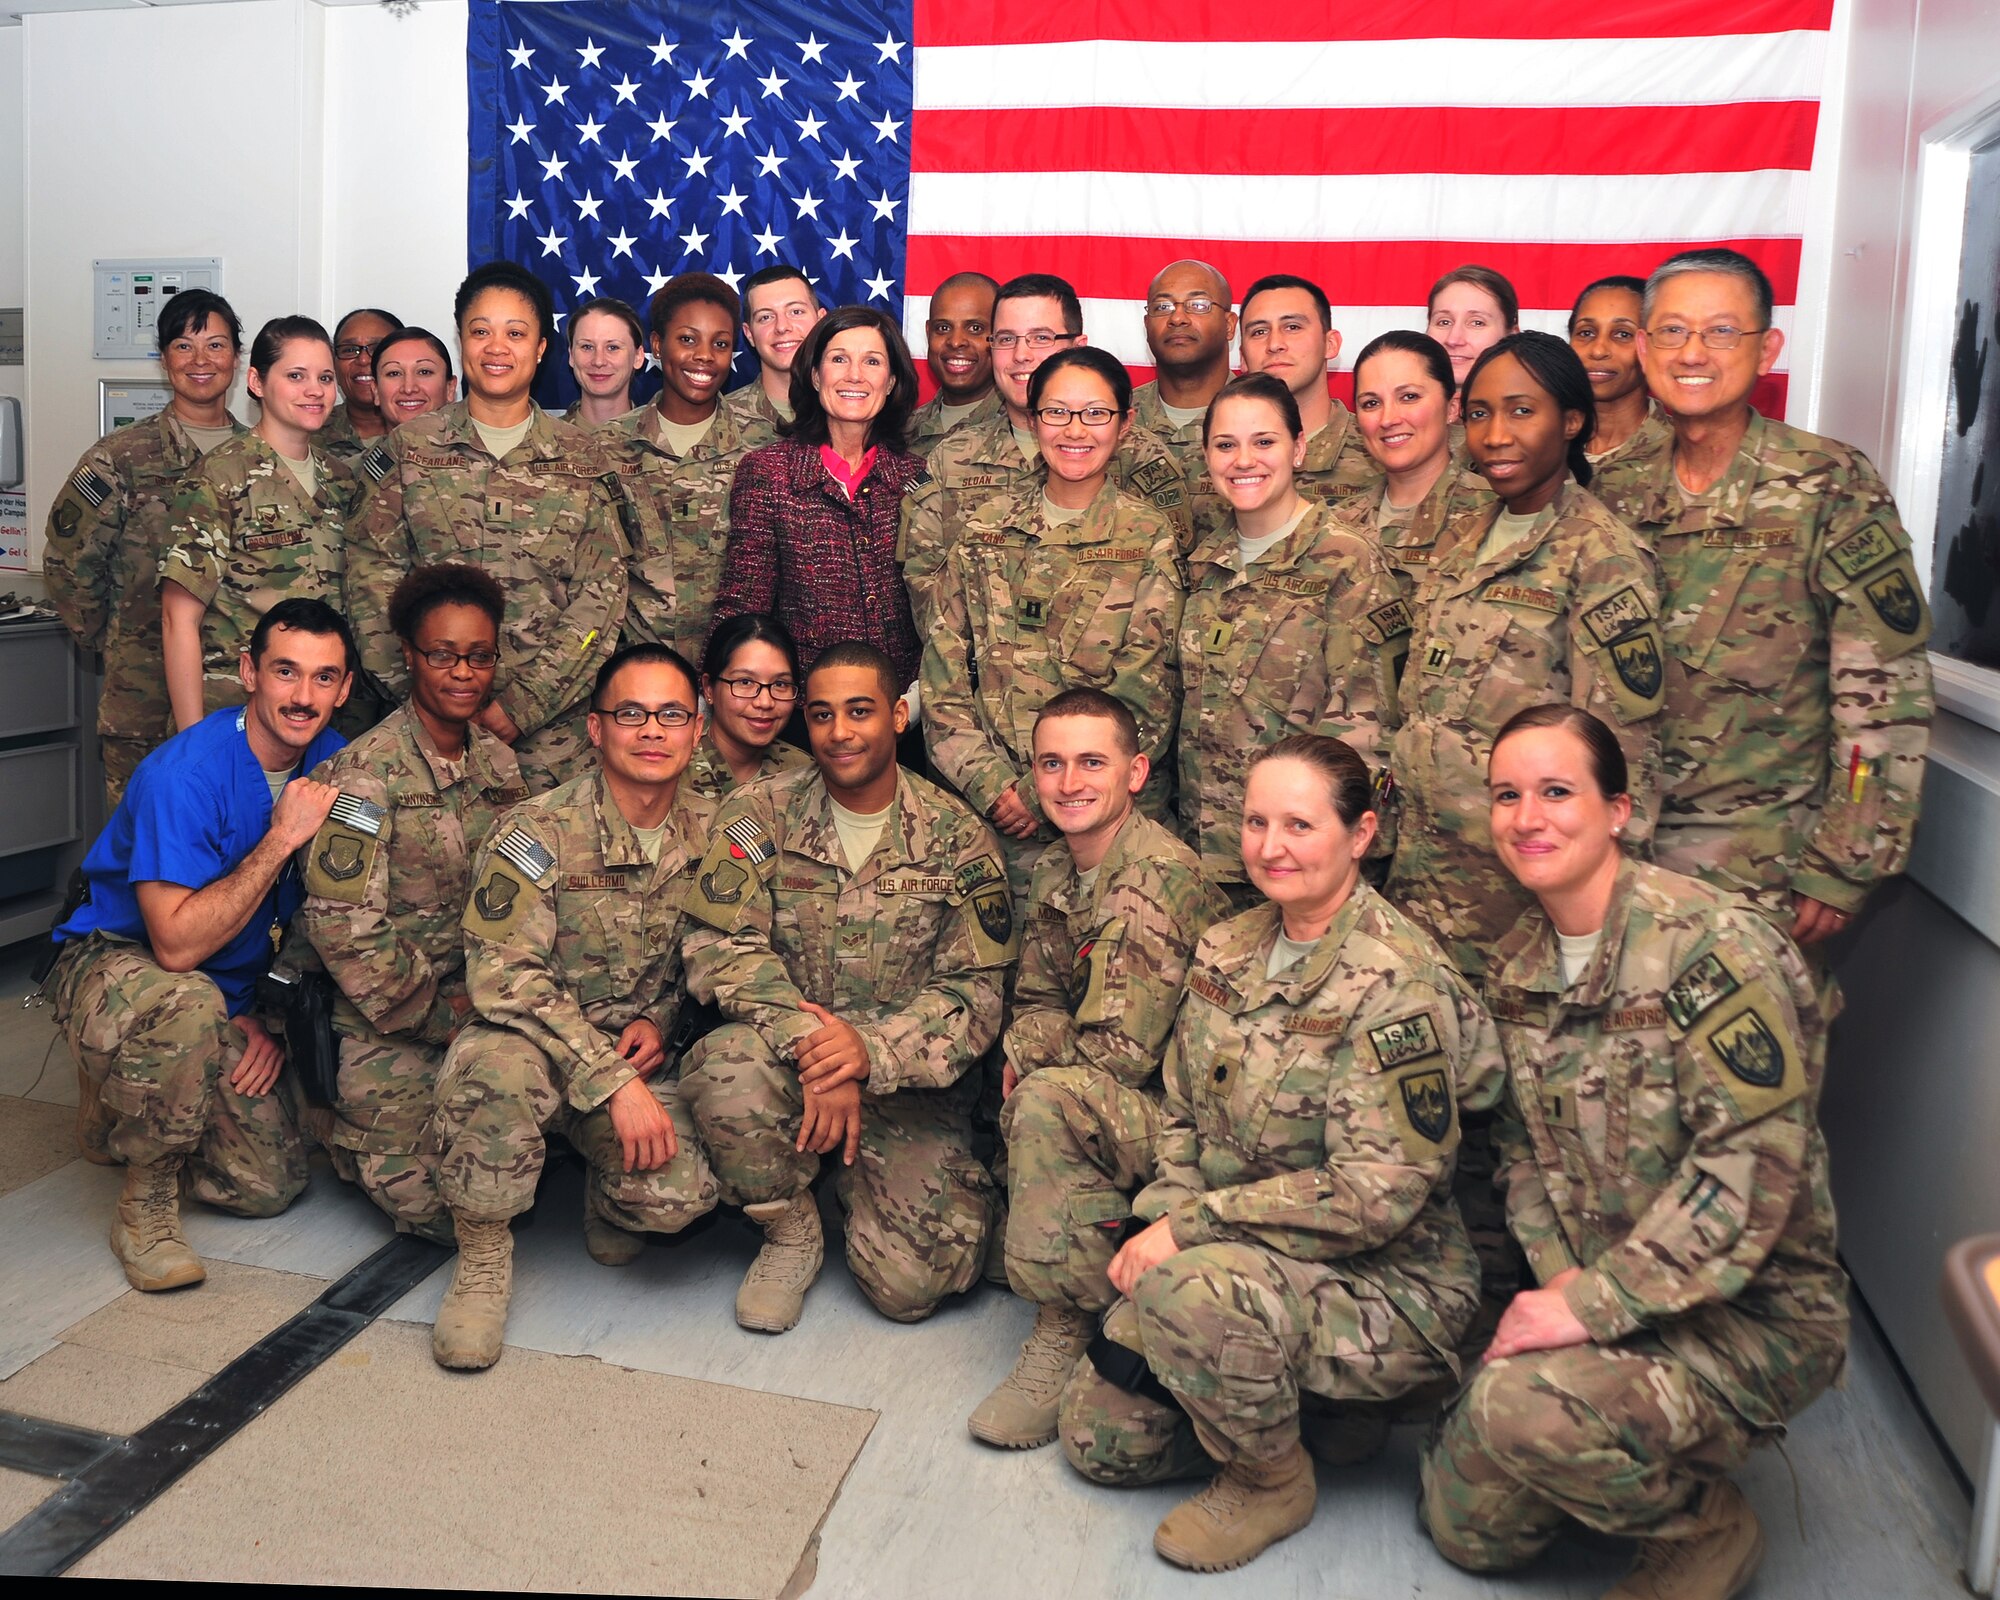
418, 647, 501, 671
335, 341, 385, 362
593, 704, 696, 728
990, 330, 1075, 352
1035, 404, 1120, 428
1644, 324, 1765, 351
716, 675, 799, 702
1146, 296, 1220, 318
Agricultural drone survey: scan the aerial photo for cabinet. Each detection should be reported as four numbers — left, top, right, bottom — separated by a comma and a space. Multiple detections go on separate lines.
0, 621, 83, 944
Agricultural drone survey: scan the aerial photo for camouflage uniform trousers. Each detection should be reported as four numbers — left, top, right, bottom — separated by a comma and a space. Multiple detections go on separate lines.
332, 1026, 454, 1244
430, 1022, 718, 1232
1419, 1338, 1763, 1571
1059, 1240, 1460, 1482
1001, 1065, 1162, 1312
50, 934, 307, 1215
681, 1022, 997, 1321
1452, 1111, 1524, 1365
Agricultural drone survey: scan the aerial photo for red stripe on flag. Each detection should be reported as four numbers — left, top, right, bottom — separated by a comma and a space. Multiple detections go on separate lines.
903, 236, 1803, 308
911, 103, 1819, 178
914, 0, 1833, 46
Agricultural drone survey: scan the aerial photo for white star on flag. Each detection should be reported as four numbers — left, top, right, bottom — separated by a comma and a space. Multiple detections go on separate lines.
682, 149, 712, 177
507, 41, 533, 70
832, 73, 863, 103
875, 35, 904, 64
574, 114, 604, 144
872, 112, 902, 143
647, 113, 676, 142
542, 78, 569, 105
539, 153, 568, 182
648, 36, 675, 66
609, 152, 639, 182
722, 30, 752, 60
572, 268, 599, 294
798, 35, 827, 65
830, 150, 862, 181
718, 186, 748, 217
680, 225, 710, 254
720, 108, 752, 138
607, 229, 637, 258
505, 192, 532, 219
645, 190, 674, 218
611, 75, 639, 104
827, 229, 858, 261
754, 148, 786, 177
758, 68, 789, 99
869, 193, 900, 221
795, 111, 825, 142
506, 116, 534, 144
864, 272, 895, 302
751, 225, 784, 257
682, 70, 713, 98
537, 227, 566, 256
794, 189, 824, 220
574, 190, 603, 220
577, 38, 603, 68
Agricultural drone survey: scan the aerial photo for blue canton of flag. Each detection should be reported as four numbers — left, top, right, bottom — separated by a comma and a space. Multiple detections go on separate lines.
469, 0, 915, 410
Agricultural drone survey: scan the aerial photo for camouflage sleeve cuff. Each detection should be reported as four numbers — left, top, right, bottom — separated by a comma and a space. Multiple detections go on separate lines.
566, 1047, 641, 1114
417, 991, 461, 1048
1789, 860, 1871, 914
159, 548, 219, 604
1562, 1265, 1645, 1343
1168, 1196, 1231, 1247
1522, 1234, 1580, 1285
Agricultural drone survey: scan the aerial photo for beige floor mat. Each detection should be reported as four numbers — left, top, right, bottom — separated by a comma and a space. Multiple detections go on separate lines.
0, 1095, 77, 1198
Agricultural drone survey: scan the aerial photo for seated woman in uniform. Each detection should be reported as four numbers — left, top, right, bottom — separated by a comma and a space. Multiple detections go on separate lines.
1427, 264, 1521, 389
371, 327, 457, 433
1058, 735, 1495, 1574
1386, 331, 1665, 984
161, 316, 363, 731
1337, 330, 1494, 594
563, 296, 647, 427
687, 611, 811, 800
1177, 373, 1408, 910
1422, 704, 1846, 1600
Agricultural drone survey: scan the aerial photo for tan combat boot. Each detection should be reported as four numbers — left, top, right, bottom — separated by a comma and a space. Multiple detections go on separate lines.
109, 1157, 205, 1291
583, 1192, 644, 1266
76, 1065, 119, 1166
967, 1301, 1096, 1448
1604, 1479, 1764, 1600
1300, 1403, 1391, 1467
736, 1194, 823, 1333
1153, 1442, 1317, 1572
432, 1216, 514, 1370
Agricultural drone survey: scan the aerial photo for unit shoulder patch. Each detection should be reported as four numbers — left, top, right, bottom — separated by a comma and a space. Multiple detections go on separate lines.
1366, 1010, 1443, 1071
1664, 951, 1741, 1030
1581, 584, 1653, 646
1693, 983, 1806, 1120
1389, 1064, 1457, 1158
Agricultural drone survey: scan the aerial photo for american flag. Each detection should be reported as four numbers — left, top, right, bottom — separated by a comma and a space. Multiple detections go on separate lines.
470, 0, 1832, 414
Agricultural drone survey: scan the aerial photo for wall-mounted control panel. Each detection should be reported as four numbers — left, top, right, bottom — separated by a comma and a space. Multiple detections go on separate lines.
93, 258, 223, 360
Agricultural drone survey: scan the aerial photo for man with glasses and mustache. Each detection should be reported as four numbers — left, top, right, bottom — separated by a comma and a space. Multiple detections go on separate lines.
428, 641, 720, 1371
1592, 248, 1934, 957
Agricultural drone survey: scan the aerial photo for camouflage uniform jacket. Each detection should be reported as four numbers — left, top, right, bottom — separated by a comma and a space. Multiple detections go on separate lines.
1393, 481, 1666, 883
1130, 380, 1210, 495
1484, 857, 1848, 1426
921, 480, 1184, 823
320, 405, 384, 461
684, 765, 1018, 1096
1006, 808, 1229, 1090
721, 381, 785, 450
599, 399, 758, 660
1191, 400, 1383, 540
899, 409, 1194, 626
908, 387, 1003, 455
1585, 403, 1673, 483
1591, 411, 1933, 919
161, 432, 363, 710
345, 402, 628, 738
43, 408, 247, 747
459, 767, 715, 1112
1137, 886, 1500, 1370
684, 730, 812, 804
299, 705, 531, 1047
1176, 500, 1410, 886
1328, 458, 1496, 600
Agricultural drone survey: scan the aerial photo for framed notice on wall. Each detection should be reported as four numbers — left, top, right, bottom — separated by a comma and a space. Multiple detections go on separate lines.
0, 490, 26, 571
99, 379, 172, 439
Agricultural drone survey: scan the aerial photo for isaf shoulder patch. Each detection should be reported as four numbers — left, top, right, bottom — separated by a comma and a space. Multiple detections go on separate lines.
1664, 950, 1741, 1030
1367, 1011, 1443, 1071
1582, 585, 1653, 646
958, 852, 1018, 966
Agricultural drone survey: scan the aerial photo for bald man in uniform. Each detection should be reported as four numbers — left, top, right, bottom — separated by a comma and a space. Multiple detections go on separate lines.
1131, 259, 1237, 498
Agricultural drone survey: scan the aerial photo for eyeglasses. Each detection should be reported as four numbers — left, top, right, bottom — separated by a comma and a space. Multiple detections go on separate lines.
1644, 324, 1765, 351
593, 704, 696, 728
1035, 404, 1120, 428
335, 341, 385, 362
716, 674, 799, 702
418, 647, 501, 671
1146, 296, 1220, 318
990, 330, 1075, 352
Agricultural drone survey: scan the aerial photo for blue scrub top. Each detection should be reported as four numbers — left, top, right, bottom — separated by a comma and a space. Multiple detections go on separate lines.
57, 707, 346, 1015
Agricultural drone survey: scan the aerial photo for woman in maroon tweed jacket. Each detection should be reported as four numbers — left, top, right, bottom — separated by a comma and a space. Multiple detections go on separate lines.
715, 306, 925, 692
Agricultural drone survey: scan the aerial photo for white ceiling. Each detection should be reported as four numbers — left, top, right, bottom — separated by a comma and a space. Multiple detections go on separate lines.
1, 0, 385, 26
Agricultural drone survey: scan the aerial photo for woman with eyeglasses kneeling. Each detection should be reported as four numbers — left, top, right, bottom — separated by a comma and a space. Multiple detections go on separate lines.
688, 612, 812, 801
1421, 704, 1845, 1599
1058, 735, 1496, 1574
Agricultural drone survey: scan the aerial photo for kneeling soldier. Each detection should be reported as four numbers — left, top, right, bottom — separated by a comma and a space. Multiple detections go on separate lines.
45, 599, 351, 1289
682, 642, 1017, 1331
299, 565, 528, 1241
969, 688, 1225, 1448
429, 642, 720, 1370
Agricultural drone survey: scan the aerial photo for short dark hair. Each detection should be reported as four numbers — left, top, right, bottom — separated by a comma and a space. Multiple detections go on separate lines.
1429, 265, 1522, 331
806, 639, 899, 704
248, 598, 357, 676
1249, 733, 1373, 827
1352, 329, 1456, 405
568, 296, 645, 349
648, 272, 742, 343
786, 306, 921, 453
1493, 703, 1629, 799
157, 289, 242, 355
388, 563, 504, 645
1240, 274, 1331, 333
932, 270, 1000, 305
995, 273, 1083, 336
373, 326, 455, 382
593, 641, 698, 707
1463, 330, 1597, 488
740, 264, 817, 314
334, 307, 404, 343
1035, 686, 1139, 758
456, 261, 555, 346
702, 611, 801, 685
249, 316, 335, 379
1202, 371, 1301, 445
1027, 345, 1132, 415
1568, 275, 1648, 330
1642, 248, 1775, 328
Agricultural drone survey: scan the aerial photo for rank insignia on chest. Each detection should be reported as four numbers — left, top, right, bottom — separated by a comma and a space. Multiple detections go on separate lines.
1540, 1087, 1577, 1129
1863, 566, 1923, 634
1398, 1068, 1452, 1145
1610, 631, 1664, 698
1203, 622, 1233, 654
1423, 640, 1452, 673
1020, 597, 1046, 623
